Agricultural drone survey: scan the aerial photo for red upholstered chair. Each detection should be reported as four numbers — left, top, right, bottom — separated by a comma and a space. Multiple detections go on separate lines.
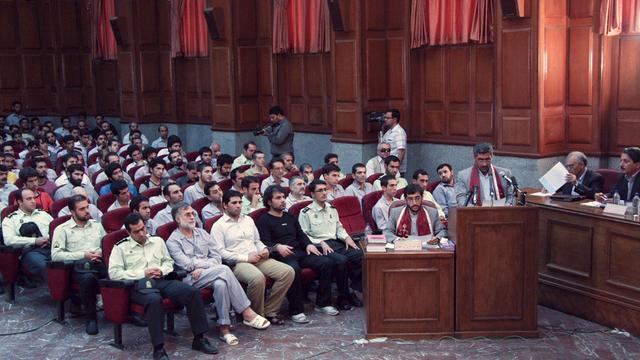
185, 151, 199, 162
55, 157, 65, 175
595, 168, 620, 194
97, 193, 117, 213
50, 197, 69, 217
217, 178, 233, 193
248, 207, 268, 223
88, 152, 100, 166
46, 215, 74, 321
362, 190, 383, 232
94, 179, 111, 194
282, 187, 291, 197
99, 228, 184, 349
426, 180, 441, 193
133, 175, 151, 191
257, 173, 270, 188
170, 171, 186, 181
23, 157, 53, 170
288, 200, 313, 218
7, 189, 19, 206
102, 207, 131, 232
191, 197, 210, 219
91, 170, 104, 186
127, 165, 143, 180
338, 174, 355, 189
237, 165, 251, 173
150, 202, 167, 219
0, 204, 20, 301
141, 186, 161, 199
180, 183, 192, 193
313, 168, 323, 181
395, 187, 405, 199
366, 173, 383, 184
204, 214, 223, 233
331, 196, 366, 239
283, 170, 299, 179
122, 158, 133, 169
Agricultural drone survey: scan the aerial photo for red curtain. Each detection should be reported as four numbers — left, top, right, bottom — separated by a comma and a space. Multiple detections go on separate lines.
170, 0, 208, 58
273, 0, 330, 54
410, 0, 493, 49
600, 0, 640, 35
91, 0, 118, 60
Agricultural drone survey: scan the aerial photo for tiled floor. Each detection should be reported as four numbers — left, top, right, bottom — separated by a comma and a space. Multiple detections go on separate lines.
1, 285, 640, 359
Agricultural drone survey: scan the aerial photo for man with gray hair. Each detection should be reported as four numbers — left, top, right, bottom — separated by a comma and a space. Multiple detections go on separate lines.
285, 176, 311, 209
366, 141, 392, 177
556, 151, 603, 199
454, 142, 516, 207
166, 203, 270, 345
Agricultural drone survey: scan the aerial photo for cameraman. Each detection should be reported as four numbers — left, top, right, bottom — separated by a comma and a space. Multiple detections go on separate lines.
259, 106, 294, 158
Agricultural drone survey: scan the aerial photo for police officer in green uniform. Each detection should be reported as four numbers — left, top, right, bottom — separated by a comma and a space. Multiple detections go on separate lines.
298, 179, 364, 310
1, 188, 53, 281
51, 194, 106, 335
109, 213, 217, 360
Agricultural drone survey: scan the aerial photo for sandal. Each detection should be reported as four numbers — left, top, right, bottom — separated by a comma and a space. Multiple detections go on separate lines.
219, 333, 239, 346
266, 315, 285, 325
243, 314, 271, 330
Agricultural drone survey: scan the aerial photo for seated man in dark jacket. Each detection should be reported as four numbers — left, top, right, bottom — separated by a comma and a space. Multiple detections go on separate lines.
556, 151, 603, 199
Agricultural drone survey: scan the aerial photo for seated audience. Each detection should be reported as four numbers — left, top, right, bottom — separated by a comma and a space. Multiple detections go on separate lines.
184, 162, 214, 204
176, 161, 198, 187
212, 154, 233, 182
229, 167, 245, 193
432, 163, 457, 217
107, 180, 131, 211
285, 176, 311, 209
98, 162, 137, 197
344, 163, 374, 203
241, 176, 263, 215
139, 159, 166, 193
373, 156, 407, 191
366, 142, 391, 177
58, 187, 103, 221
260, 158, 288, 193
19, 167, 53, 213
321, 164, 346, 201
54, 164, 99, 203
232, 141, 256, 170
129, 195, 159, 235
299, 163, 314, 185
372, 175, 398, 231
281, 152, 298, 173
245, 150, 269, 176
151, 125, 169, 149
201, 181, 223, 220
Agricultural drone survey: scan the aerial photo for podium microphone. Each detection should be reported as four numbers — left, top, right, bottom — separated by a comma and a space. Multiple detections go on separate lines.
472, 185, 479, 205
464, 188, 474, 206
499, 171, 513, 186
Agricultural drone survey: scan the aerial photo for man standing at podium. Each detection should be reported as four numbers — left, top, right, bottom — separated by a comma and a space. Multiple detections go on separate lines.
384, 184, 447, 243
454, 143, 515, 207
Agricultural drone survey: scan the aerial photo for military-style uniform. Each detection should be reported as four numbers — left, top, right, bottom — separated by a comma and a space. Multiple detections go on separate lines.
52, 218, 107, 320
1, 208, 53, 279
108, 235, 210, 347
298, 201, 363, 294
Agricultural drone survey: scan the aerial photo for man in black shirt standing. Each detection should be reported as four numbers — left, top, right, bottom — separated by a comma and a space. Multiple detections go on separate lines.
256, 185, 340, 321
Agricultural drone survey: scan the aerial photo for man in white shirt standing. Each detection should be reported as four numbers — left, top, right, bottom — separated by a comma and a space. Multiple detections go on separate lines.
211, 190, 294, 324
379, 109, 407, 176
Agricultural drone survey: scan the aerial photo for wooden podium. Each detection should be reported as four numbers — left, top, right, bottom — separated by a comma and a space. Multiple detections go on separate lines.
449, 206, 539, 338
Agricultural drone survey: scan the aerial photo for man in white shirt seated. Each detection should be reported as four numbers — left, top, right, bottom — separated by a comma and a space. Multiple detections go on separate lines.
260, 158, 288, 193
54, 164, 99, 203
280, 152, 298, 173
201, 181, 223, 220
299, 163, 314, 185
139, 159, 166, 193
366, 141, 391, 177
57, 187, 103, 221
241, 176, 263, 215
211, 190, 294, 325
154, 183, 201, 227
87, 132, 107, 159
134, 147, 166, 180
373, 155, 408, 190
107, 180, 131, 212
245, 150, 269, 176
129, 194, 159, 235
158, 135, 184, 158
195, 146, 215, 169
151, 125, 168, 149
55, 153, 91, 186
212, 154, 233, 182
54, 116, 71, 138
372, 175, 397, 231
285, 176, 311, 210
184, 162, 214, 204
122, 122, 149, 145
321, 164, 345, 201
125, 144, 145, 173
344, 163, 374, 203
231, 141, 256, 170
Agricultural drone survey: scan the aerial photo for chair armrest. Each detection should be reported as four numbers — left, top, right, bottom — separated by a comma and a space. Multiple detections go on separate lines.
99, 279, 134, 288
165, 270, 187, 280
99, 279, 134, 324
47, 260, 74, 269
0, 245, 24, 254
222, 259, 237, 268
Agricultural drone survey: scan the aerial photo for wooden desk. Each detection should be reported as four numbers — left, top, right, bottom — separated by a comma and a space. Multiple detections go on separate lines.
364, 249, 454, 339
525, 190, 640, 335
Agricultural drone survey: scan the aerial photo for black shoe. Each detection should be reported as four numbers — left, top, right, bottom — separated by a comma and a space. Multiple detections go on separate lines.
153, 348, 169, 360
85, 319, 98, 335
337, 297, 353, 311
192, 337, 218, 355
349, 293, 363, 307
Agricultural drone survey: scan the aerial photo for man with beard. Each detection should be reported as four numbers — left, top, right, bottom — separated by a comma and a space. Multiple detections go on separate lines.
167, 150, 186, 177
19, 167, 53, 213
232, 141, 256, 170
183, 162, 214, 204
596, 147, 640, 203
51, 194, 106, 335
98, 162, 137, 197
432, 163, 457, 217
454, 143, 515, 207
344, 163, 374, 203
54, 164, 99, 202
212, 154, 233, 182
31, 157, 57, 197
384, 184, 448, 244
201, 181, 223, 220
285, 176, 311, 210
167, 203, 269, 346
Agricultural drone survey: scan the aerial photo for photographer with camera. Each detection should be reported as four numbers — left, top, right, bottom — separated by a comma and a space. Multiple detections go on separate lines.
255, 106, 294, 158
378, 109, 407, 177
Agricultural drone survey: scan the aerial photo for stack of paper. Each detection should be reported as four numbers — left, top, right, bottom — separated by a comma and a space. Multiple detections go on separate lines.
366, 234, 387, 252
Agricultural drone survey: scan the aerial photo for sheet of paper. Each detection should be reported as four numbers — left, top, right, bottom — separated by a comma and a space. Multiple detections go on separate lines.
539, 162, 569, 193
529, 191, 552, 197
394, 239, 422, 251
603, 203, 627, 216
407, 235, 433, 243
581, 201, 604, 208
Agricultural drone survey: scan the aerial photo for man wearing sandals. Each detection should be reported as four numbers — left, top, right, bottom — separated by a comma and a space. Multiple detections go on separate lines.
110, 213, 218, 360
211, 190, 295, 325
166, 203, 270, 345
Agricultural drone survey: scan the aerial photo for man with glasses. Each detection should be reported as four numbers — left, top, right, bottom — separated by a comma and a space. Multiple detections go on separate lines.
555, 151, 603, 200
454, 143, 515, 207
366, 142, 392, 177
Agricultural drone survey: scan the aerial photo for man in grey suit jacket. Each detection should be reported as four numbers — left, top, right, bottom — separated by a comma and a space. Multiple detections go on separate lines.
384, 184, 448, 243
454, 143, 516, 207
265, 106, 294, 158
